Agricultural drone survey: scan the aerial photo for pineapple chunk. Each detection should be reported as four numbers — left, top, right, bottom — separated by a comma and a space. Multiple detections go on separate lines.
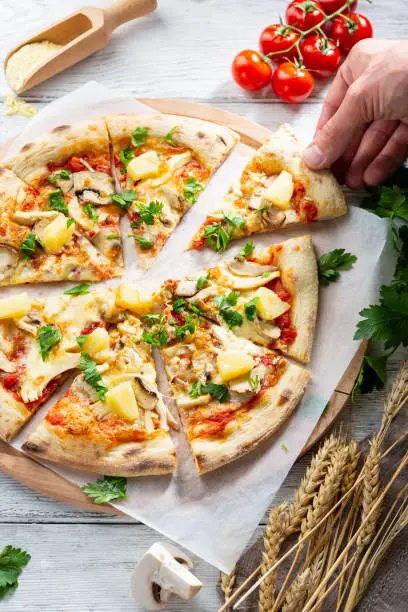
217, 350, 255, 383
106, 381, 139, 421
255, 287, 291, 321
40, 213, 75, 254
127, 151, 160, 181
167, 151, 192, 173
82, 327, 110, 357
115, 283, 153, 315
0, 293, 30, 320
263, 170, 294, 210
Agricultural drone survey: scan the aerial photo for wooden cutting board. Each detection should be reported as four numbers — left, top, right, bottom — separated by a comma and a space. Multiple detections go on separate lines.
0, 99, 366, 514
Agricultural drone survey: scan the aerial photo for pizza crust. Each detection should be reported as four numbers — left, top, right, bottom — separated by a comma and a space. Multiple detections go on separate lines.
105, 113, 239, 171
191, 362, 310, 474
22, 422, 177, 477
0, 385, 31, 442
5, 119, 111, 186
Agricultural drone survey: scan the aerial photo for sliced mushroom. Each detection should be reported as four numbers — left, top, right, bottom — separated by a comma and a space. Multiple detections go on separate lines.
52, 173, 73, 194
73, 171, 114, 205
134, 377, 158, 410
220, 265, 280, 290
229, 390, 256, 403
92, 226, 121, 258
254, 318, 281, 340
226, 259, 277, 277
14, 312, 43, 336
228, 375, 255, 394
175, 276, 201, 297
263, 206, 286, 228
68, 196, 95, 232
177, 394, 211, 409
13, 210, 58, 226
0, 246, 18, 282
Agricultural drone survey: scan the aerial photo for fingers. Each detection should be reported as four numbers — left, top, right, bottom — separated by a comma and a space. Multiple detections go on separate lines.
314, 68, 349, 137
304, 80, 369, 170
331, 126, 367, 185
345, 120, 400, 188
364, 122, 408, 185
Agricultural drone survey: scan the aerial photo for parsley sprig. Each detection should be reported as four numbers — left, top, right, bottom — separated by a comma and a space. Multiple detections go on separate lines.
48, 189, 69, 215
110, 189, 138, 210
131, 127, 148, 148
0, 545, 31, 599
213, 291, 243, 328
82, 476, 127, 504
80, 352, 108, 401
19, 233, 42, 260
203, 211, 245, 252
37, 325, 61, 361
189, 381, 229, 403
183, 177, 203, 205
318, 249, 357, 286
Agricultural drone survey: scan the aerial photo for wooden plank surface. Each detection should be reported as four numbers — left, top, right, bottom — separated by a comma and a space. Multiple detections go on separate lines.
0, 0, 406, 610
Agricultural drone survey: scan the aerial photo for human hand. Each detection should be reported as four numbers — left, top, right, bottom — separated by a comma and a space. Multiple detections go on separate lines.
303, 40, 408, 188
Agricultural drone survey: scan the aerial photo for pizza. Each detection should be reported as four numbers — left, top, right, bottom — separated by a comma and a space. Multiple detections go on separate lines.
160, 235, 318, 364
190, 124, 347, 251
105, 114, 239, 267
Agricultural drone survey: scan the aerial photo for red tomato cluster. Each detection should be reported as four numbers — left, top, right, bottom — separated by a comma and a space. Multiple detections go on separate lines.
231, 0, 373, 103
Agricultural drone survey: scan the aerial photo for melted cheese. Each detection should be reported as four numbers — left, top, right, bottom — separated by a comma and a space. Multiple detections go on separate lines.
6, 41, 62, 93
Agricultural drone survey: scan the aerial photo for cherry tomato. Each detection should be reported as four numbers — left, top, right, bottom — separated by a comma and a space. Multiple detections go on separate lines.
232, 49, 272, 91
320, 0, 357, 13
272, 61, 314, 103
331, 12, 373, 54
259, 24, 300, 62
286, 1, 325, 31
300, 35, 341, 78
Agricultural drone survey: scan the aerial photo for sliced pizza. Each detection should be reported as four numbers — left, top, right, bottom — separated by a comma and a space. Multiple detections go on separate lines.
157, 314, 309, 474
2, 120, 124, 284
159, 235, 318, 364
190, 124, 347, 251
21, 283, 177, 476
105, 113, 239, 267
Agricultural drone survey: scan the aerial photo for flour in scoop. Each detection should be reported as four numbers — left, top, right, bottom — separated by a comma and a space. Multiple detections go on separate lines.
6, 41, 62, 92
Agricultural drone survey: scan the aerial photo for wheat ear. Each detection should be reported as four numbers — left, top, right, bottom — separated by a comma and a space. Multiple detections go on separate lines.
378, 360, 408, 445
282, 568, 311, 612
357, 439, 382, 549
221, 566, 237, 604
258, 503, 288, 612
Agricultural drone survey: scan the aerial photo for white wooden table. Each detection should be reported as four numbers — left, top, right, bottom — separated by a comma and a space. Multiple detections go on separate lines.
0, 1, 406, 610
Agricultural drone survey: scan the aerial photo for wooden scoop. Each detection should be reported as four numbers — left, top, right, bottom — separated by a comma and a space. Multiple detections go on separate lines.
5, 0, 157, 94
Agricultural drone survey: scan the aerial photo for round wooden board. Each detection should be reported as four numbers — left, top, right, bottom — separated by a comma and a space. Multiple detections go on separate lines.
0, 99, 366, 514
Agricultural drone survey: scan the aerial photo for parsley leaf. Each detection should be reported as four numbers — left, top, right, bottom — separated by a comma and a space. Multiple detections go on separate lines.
132, 236, 153, 250
173, 314, 196, 340
173, 297, 187, 313
183, 177, 204, 205
213, 291, 240, 309
164, 126, 178, 147
84, 202, 98, 224
82, 476, 127, 505
131, 127, 148, 148
239, 241, 255, 259
76, 334, 88, 347
49, 169, 71, 185
110, 190, 138, 210
64, 283, 90, 296
142, 327, 168, 346
80, 352, 108, 401
201, 382, 229, 403
203, 223, 232, 252
318, 249, 357, 286
394, 225, 408, 289
362, 184, 408, 246
222, 210, 245, 228
119, 147, 135, 167
138, 200, 163, 225
66, 217, 75, 229
249, 375, 260, 392
219, 308, 243, 328
37, 325, 61, 361
196, 273, 209, 291
142, 313, 165, 325
245, 297, 259, 321
189, 380, 202, 398
106, 234, 121, 240
352, 354, 387, 400
19, 233, 41, 260
0, 545, 31, 600
48, 189, 69, 215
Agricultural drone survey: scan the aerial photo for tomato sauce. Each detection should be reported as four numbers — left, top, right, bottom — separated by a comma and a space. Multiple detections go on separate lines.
292, 182, 318, 223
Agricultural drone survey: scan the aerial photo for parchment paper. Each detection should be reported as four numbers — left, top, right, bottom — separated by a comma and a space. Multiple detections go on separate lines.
5, 82, 392, 573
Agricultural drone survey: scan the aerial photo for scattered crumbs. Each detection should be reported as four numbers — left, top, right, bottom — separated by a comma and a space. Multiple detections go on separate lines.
4, 93, 37, 118
281, 443, 289, 452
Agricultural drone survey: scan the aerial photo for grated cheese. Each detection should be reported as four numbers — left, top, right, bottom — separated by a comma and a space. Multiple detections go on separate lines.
6, 41, 62, 93
4, 94, 37, 118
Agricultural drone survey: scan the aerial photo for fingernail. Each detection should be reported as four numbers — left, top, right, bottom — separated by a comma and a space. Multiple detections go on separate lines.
303, 144, 325, 169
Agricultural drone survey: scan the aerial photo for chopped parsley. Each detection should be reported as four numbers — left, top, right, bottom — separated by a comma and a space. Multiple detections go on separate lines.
213, 291, 240, 309
318, 249, 358, 286
138, 200, 163, 225
48, 169, 71, 185
255, 205, 267, 214
249, 375, 260, 392
110, 189, 138, 210
131, 127, 149, 148
48, 189, 69, 215
142, 326, 168, 346
173, 314, 196, 341
183, 177, 204, 205
106, 234, 121, 240
82, 476, 127, 504
201, 382, 229, 403
0, 545, 31, 599
244, 297, 260, 321
19, 233, 41, 260
84, 202, 98, 224
37, 325, 61, 361
202, 211, 245, 252
66, 217, 75, 229
281, 443, 289, 452
80, 352, 108, 401
164, 126, 178, 147
119, 147, 135, 167
64, 283, 90, 296
213, 291, 242, 328
76, 334, 88, 347
222, 210, 245, 229
196, 273, 209, 291
189, 380, 202, 398
239, 241, 255, 259
173, 297, 187, 313
131, 236, 153, 250
142, 313, 165, 325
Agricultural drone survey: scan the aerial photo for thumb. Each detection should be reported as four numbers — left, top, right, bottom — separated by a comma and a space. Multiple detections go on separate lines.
303, 85, 368, 170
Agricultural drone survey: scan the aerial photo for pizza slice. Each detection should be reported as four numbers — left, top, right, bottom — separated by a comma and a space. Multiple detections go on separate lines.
159, 235, 318, 364
190, 124, 347, 251
2, 120, 124, 284
105, 113, 239, 268
155, 311, 309, 474
21, 283, 177, 476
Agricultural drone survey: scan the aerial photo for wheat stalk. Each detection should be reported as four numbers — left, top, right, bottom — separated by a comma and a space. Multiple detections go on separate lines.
357, 439, 382, 549
259, 503, 288, 611
378, 360, 408, 445
281, 568, 311, 612
221, 566, 237, 606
